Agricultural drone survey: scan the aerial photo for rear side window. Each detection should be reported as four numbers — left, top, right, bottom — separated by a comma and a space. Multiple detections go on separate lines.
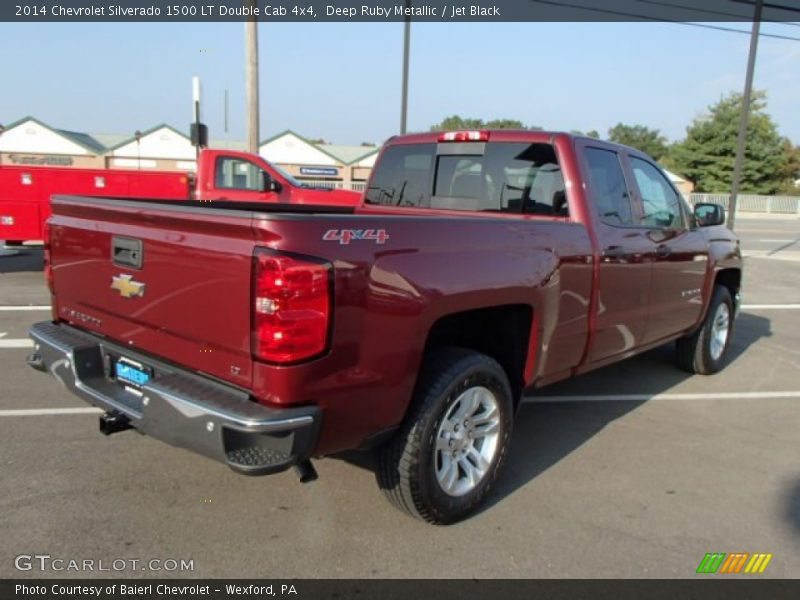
584, 148, 634, 226
365, 142, 567, 216
364, 144, 435, 208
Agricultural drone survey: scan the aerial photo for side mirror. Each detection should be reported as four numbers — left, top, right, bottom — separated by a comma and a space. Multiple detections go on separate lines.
694, 203, 725, 227
260, 172, 282, 193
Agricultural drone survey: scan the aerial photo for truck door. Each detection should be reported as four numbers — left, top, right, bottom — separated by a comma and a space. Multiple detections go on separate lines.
579, 144, 655, 364
203, 154, 282, 203
626, 156, 708, 344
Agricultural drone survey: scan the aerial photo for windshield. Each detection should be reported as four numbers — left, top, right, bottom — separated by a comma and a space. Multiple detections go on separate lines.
269, 162, 307, 188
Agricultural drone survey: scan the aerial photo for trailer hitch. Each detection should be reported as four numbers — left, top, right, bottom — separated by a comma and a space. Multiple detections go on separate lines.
99, 410, 133, 436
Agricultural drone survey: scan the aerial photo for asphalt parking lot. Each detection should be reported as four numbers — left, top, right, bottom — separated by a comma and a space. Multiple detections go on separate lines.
1, 216, 798, 579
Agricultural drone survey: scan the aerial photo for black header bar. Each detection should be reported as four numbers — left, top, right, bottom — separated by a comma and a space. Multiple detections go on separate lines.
3, 0, 799, 22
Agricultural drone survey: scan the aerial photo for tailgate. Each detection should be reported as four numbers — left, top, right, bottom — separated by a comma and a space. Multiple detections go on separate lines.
48, 196, 258, 389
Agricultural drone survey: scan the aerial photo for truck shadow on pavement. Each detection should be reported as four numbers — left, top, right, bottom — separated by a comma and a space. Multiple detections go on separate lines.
787, 481, 800, 541
334, 312, 772, 517
0, 247, 44, 273
480, 311, 772, 514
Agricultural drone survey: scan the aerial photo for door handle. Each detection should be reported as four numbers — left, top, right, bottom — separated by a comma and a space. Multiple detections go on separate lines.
602, 245, 627, 259
656, 244, 672, 258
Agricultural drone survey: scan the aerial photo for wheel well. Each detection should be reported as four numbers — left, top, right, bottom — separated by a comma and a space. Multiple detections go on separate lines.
422, 305, 533, 402
715, 268, 741, 299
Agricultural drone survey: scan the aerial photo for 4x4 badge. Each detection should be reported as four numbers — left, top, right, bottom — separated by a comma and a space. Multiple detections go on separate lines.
111, 274, 146, 299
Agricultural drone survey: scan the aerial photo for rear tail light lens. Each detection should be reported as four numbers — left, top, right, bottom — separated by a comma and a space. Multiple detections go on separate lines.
43, 219, 54, 295
252, 249, 331, 364
438, 130, 490, 143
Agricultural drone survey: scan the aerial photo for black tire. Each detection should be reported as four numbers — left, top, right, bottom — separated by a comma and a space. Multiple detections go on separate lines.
676, 285, 735, 375
376, 348, 514, 524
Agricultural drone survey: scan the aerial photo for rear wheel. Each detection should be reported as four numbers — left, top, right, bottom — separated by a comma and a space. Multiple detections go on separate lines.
676, 285, 735, 374
376, 348, 514, 524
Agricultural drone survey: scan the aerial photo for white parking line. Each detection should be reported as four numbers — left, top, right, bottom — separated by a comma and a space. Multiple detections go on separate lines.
2, 392, 797, 417
0, 408, 102, 417
0, 306, 50, 311
525, 391, 800, 403
0, 339, 33, 348
742, 304, 800, 309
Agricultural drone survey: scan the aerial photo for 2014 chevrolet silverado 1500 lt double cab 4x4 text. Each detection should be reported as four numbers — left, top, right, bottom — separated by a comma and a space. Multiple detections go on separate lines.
28, 130, 741, 524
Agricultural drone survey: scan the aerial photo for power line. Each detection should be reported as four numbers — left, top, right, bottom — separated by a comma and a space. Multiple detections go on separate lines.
635, 0, 800, 26
730, 0, 800, 15
527, 0, 800, 41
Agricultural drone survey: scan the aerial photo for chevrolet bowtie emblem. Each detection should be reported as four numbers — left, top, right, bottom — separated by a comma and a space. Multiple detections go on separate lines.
111, 274, 146, 299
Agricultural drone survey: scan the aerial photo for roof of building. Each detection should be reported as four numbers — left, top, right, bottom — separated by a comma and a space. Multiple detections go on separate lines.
2, 117, 380, 165
260, 130, 379, 165
2, 116, 109, 155
663, 168, 689, 184
103, 123, 191, 152
318, 143, 378, 165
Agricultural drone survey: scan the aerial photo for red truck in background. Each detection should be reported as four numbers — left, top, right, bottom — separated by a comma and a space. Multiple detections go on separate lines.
0, 148, 360, 243
28, 130, 742, 524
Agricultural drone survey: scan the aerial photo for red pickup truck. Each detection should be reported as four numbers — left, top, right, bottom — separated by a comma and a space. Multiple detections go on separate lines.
1, 148, 359, 243
28, 130, 741, 524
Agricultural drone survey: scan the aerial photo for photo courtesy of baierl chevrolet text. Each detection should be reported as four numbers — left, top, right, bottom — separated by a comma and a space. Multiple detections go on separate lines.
1, 0, 799, 598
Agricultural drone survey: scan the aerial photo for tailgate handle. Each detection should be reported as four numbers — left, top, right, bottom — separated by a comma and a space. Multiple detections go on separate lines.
111, 236, 143, 269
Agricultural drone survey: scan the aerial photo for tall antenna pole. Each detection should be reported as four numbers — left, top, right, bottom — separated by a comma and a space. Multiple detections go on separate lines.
400, 3, 411, 134
224, 89, 229, 137
245, 2, 260, 154
728, 0, 763, 231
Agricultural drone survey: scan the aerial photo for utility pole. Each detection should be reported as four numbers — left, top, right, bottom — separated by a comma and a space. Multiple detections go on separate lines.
245, 1, 260, 154
728, 0, 763, 231
400, 2, 411, 134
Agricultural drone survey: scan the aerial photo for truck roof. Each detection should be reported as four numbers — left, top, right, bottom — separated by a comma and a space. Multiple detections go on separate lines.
385, 129, 652, 160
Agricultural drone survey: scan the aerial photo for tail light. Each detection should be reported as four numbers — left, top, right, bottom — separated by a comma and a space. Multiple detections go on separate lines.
42, 219, 54, 295
438, 130, 490, 142
252, 249, 331, 364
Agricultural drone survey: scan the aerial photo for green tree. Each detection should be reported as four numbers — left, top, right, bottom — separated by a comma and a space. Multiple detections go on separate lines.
608, 123, 669, 161
430, 116, 537, 131
669, 91, 790, 194
485, 118, 524, 129
777, 139, 800, 195
430, 115, 485, 131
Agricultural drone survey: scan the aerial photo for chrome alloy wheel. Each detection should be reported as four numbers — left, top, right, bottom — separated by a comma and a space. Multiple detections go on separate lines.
434, 385, 501, 497
709, 302, 731, 361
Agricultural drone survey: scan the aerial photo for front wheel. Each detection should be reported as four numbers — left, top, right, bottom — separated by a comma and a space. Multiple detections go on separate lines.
676, 285, 735, 374
376, 348, 514, 524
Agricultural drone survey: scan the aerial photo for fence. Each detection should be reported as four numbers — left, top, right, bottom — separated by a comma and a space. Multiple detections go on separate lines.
300, 179, 367, 193
689, 193, 800, 215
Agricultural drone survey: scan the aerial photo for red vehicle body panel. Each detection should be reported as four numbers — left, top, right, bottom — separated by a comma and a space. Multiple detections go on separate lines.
0, 149, 360, 243
42, 131, 742, 457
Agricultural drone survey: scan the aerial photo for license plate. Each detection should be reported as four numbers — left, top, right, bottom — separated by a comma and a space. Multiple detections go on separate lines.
114, 357, 152, 388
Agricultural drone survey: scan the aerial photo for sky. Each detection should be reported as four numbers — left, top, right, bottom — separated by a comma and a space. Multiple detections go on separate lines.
0, 20, 798, 147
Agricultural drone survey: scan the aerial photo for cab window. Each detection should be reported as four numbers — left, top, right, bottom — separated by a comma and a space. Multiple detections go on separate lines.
630, 158, 683, 229
215, 157, 265, 191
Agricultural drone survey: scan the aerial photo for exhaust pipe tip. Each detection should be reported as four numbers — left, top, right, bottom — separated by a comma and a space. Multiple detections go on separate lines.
99, 411, 132, 436
26, 351, 45, 372
293, 459, 318, 484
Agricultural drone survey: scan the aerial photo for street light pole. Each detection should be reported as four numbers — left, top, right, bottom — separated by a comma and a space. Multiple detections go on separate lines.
728, 0, 763, 231
400, 3, 411, 134
245, 2, 260, 155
